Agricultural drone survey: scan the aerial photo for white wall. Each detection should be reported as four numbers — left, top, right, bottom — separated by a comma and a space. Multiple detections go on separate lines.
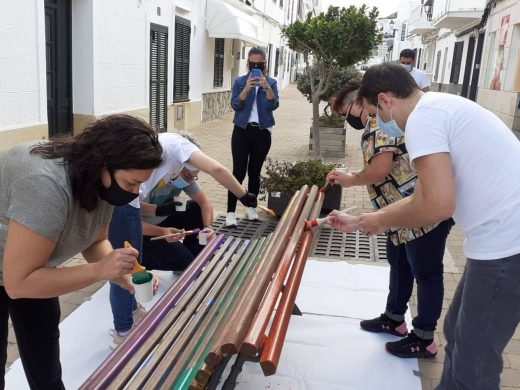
92, 0, 155, 115
0, 0, 46, 131
390, 0, 412, 61
0, 0, 292, 133
432, 32, 456, 84
72, 0, 94, 115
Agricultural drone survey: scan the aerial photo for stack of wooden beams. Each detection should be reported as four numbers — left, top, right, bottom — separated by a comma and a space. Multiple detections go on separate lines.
80, 184, 324, 390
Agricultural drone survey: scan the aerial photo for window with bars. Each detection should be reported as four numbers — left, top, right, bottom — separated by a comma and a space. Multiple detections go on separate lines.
150, 23, 168, 132
174, 16, 190, 102
213, 38, 225, 88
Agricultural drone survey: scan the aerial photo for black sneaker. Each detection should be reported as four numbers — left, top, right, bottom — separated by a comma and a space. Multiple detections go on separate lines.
385, 330, 438, 359
360, 313, 408, 337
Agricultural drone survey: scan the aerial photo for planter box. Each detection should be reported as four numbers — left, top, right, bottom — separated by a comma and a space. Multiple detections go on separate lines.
321, 183, 342, 213
267, 185, 342, 217
267, 191, 293, 217
319, 127, 346, 158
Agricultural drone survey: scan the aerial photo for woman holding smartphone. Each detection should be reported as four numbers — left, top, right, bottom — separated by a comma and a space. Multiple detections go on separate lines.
226, 47, 280, 226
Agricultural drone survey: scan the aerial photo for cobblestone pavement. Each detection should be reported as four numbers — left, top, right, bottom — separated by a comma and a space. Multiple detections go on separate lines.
6, 84, 520, 389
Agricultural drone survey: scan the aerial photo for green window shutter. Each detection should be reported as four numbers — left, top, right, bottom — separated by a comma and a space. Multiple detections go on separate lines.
174, 16, 191, 102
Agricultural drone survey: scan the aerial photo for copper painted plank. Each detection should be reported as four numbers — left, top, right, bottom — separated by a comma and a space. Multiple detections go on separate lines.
220, 186, 310, 355
241, 186, 318, 356
260, 191, 324, 375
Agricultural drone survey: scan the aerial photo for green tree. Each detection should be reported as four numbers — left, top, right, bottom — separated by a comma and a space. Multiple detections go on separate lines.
297, 65, 362, 117
283, 5, 381, 154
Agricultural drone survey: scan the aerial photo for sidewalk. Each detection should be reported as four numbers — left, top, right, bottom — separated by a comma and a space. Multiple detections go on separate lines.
6, 84, 520, 389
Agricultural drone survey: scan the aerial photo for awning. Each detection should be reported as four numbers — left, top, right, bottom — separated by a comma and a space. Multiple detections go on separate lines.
206, 0, 266, 47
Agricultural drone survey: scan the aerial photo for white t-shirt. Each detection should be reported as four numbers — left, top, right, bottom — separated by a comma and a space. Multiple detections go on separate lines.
246, 86, 272, 132
406, 92, 520, 260
410, 68, 430, 89
136, 133, 200, 205
248, 86, 260, 124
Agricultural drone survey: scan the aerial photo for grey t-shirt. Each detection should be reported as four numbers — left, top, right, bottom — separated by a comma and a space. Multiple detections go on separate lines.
0, 142, 113, 286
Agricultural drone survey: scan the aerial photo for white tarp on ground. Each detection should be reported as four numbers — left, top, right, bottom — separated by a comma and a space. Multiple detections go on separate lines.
6, 260, 421, 390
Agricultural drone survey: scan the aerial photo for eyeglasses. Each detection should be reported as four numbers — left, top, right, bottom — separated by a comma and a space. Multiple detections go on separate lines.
248, 61, 265, 69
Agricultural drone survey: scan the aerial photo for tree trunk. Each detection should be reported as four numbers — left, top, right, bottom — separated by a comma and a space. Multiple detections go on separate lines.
311, 96, 321, 157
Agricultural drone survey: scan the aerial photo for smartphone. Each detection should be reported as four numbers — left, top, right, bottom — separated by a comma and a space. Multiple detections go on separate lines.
250, 68, 262, 78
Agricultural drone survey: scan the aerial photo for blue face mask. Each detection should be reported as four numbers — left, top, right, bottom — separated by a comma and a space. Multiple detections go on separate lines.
170, 176, 189, 189
376, 105, 405, 138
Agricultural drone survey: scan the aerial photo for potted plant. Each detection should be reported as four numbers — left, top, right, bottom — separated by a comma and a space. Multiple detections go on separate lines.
282, 5, 382, 156
260, 158, 342, 216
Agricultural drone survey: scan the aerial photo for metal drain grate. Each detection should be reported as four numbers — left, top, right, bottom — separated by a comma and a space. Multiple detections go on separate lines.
310, 226, 388, 262
213, 215, 278, 240
213, 215, 387, 262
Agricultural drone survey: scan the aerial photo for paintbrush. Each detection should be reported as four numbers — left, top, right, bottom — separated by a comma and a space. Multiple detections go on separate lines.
319, 168, 336, 193
124, 241, 150, 284
304, 206, 358, 231
150, 228, 201, 241
258, 205, 277, 217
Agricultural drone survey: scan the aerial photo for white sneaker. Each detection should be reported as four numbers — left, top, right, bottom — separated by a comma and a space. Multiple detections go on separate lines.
225, 212, 237, 227
109, 303, 147, 338
245, 207, 259, 221
132, 303, 147, 325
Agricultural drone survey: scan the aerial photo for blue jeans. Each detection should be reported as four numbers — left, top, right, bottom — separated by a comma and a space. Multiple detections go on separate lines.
437, 254, 520, 390
385, 219, 453, 339
108, 205, 142, 333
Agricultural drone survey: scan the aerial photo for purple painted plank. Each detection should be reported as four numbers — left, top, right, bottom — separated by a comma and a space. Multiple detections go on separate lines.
79, 234, 226, 389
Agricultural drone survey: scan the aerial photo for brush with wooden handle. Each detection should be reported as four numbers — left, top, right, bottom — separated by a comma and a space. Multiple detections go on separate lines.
319, 168, 336, 193
304, 206, 358, 231
125, 241, 149, 284
149, 228, 201, 241
258, 205, 277, 217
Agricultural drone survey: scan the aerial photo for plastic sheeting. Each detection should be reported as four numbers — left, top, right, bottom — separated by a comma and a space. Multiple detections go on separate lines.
6, 260, 421, 390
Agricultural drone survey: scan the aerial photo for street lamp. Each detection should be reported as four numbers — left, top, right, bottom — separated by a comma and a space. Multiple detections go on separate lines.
389, 20, 397, 38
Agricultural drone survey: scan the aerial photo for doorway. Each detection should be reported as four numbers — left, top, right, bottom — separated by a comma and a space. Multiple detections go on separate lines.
461, 36, 476, 98
469, 32, 485, 101
45, 0, 73, 137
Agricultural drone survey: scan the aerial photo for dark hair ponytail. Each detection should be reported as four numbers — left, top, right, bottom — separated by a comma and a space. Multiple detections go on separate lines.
31, 114, 163, 211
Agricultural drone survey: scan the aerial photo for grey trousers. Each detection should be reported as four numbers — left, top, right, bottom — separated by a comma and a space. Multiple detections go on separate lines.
436, 253, 520, 390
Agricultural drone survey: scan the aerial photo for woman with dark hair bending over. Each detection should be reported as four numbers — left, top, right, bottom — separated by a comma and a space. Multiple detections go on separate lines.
0, 114, 163, 390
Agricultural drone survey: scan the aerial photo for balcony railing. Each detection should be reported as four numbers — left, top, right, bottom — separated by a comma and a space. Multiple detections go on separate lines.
408, 1, 436, 35
432, 0, 485, 30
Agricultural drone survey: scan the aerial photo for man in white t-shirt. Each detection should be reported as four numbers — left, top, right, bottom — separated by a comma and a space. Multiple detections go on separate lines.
400, 49, 430, 92
334, 63, 520, 390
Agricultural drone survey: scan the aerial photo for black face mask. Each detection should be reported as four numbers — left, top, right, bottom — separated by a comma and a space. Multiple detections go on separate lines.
99, 169, 139, 206
248, 61, 265, 71
346, 105, 365, 130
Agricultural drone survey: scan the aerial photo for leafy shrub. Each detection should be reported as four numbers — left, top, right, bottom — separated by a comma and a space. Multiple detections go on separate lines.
260, 158, 337, 194
318, 114, 345, 128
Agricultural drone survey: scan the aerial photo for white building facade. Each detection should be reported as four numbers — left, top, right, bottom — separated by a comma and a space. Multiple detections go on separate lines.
476, 0, 520, 138
0, 0, 317, 149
